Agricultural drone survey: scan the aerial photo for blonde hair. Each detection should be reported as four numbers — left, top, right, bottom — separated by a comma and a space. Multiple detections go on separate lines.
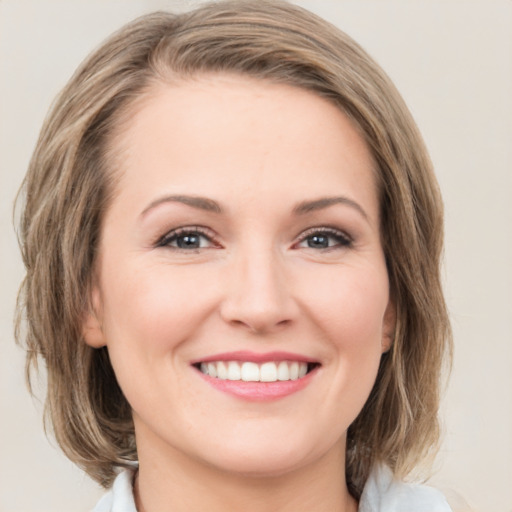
16, 0, 452, 496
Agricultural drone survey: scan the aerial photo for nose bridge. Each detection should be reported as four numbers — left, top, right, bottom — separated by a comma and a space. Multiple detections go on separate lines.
220, 240, 295, 333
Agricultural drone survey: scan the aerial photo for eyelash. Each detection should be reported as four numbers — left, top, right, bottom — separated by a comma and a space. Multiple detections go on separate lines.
294, 227, 352, 250
155, 226, 218, 251
155, 226, 352, 252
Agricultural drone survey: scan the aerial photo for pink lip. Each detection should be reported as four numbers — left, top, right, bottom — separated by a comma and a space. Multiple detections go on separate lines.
191, 350, 316, 365
192, 351, 320, 401
197, 371, 317, 401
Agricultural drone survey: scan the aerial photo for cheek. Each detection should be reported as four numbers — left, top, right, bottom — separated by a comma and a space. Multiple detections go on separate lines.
299, 262, 389, 404
298, 262, 390, 350
100, 261, 219, 355
98, 262, 219, 415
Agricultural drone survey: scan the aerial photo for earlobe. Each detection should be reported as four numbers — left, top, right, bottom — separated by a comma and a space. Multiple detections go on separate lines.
381, 300, 396, 354
82, 286, 106, 348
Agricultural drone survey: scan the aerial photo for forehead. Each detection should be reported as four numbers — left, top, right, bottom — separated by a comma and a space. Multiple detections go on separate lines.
108, 73, 379, 220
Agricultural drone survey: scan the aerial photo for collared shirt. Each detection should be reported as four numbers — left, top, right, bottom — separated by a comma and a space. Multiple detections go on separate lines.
93, 464, 453, 512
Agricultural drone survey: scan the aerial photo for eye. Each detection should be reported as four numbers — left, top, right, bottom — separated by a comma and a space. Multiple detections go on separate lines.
156, 227, 218, 250
296, 228, 352, 250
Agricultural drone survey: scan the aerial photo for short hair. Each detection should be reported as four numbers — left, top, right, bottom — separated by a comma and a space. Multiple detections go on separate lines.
15, 0, 452, 497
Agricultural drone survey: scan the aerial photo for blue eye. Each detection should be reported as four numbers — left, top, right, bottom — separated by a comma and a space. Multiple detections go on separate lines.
297, 229, 351, 250
158, 228, 214, 250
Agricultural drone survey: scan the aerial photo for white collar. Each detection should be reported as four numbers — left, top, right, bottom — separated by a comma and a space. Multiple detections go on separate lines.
359, 464, 452, 511
93, 463, 452, 512
92, 468, 137, 512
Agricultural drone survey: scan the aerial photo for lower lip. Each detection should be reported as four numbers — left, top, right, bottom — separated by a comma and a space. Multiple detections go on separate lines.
196, 368, 317, 401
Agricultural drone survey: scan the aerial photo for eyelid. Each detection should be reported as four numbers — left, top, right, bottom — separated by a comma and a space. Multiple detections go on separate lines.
294, 226, 353, 249
155, 225, 220, 249
154, 224, 352, 251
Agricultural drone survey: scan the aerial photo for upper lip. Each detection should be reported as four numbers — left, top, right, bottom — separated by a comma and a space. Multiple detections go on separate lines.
191, 350, 319, 365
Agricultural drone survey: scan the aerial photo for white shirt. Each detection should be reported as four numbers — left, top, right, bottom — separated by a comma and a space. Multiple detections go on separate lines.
93, 464, 452, 512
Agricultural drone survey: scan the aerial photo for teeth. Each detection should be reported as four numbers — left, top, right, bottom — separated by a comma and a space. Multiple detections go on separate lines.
227, 361, 241, 380
289, 361, 299, 380
241, 362, 259, 382
260, 362, 277, 382
198, 361, 310, 382
207, 362, 217, 378
217, 361, 228, 380
277, 361, 289, 381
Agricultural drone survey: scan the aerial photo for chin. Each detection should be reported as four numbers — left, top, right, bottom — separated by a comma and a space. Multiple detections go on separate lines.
212, 452, 308, 478
199, 431, 335, 478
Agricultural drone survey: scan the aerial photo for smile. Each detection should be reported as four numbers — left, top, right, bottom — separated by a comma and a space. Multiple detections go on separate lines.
198, 360, 312, 382
191, 351, 320, 400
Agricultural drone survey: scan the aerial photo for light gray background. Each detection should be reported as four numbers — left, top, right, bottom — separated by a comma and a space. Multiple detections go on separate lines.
1, 1, 511, 511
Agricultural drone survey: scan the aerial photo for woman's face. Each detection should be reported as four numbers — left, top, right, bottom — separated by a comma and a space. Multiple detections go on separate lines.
84, 74, 394, 477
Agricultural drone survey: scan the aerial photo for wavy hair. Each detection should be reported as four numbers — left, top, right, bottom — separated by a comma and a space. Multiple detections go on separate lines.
15, 0, 451, 496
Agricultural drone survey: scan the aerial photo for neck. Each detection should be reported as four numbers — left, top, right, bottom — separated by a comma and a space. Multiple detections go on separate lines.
134, 434, 357, 512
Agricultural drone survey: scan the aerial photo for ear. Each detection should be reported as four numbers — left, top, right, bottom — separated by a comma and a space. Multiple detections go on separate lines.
82, 285, 106, 348
381, 299, 396, 354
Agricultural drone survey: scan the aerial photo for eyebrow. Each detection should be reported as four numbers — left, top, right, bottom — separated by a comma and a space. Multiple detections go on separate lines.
140, 194, 368, 221
140, 195, 223, 217
293, 196, 369, 221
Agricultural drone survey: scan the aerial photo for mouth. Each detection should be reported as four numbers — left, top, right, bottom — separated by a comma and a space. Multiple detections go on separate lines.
193, 360, 319, 383
191, 351, 321, 400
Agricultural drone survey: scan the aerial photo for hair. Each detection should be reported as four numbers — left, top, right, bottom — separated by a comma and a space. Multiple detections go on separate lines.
15, 0, 452, 497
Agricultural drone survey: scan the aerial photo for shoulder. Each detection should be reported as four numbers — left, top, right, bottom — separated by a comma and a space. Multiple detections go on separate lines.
359, 465, 453, 512
91, 468, 137, 512
94, 464, 471, 512
438, 487, 475, 512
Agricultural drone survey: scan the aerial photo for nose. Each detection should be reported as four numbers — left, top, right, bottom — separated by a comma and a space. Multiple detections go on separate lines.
219, 248, 298, 334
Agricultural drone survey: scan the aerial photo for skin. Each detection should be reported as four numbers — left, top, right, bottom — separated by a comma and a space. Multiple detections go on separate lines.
83, 74, 395, 512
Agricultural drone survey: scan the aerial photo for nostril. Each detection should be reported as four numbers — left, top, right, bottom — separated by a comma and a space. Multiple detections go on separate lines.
223, 314, 293, 335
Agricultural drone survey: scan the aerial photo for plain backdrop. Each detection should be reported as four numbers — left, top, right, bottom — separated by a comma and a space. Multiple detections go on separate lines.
1, 1, 511, 511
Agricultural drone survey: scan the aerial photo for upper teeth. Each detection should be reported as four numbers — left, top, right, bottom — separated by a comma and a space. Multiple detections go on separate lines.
199, 361, 309, 382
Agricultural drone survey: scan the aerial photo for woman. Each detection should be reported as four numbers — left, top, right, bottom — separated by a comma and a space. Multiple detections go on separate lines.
16, 1, 454, 510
